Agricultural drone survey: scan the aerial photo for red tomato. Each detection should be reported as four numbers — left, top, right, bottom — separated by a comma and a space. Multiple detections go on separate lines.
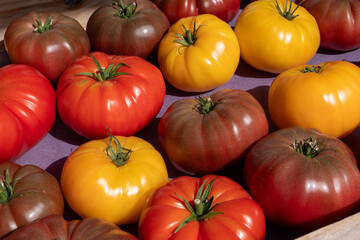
296, 0, 360, 51
56, 51, 166, 139
152, 0, 240, 24
4, 12, 90, 83
0, 162, 64, 238
0, 64, 56, 162
138, 175, 266, 240
158, 89, 268, 175
4, 215, 138, 240
86, 0, 170, 59
243, 127, 360, 233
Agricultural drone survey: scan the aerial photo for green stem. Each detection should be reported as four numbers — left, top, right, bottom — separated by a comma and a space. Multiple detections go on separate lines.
0, 169, 20, 204
301, 63, 329, 73
174, 18, 205, 48
195, 96, 215, 115
33, 15, 53, 33
274, 0, 304, 21
293, 137, 320, 158
113, 0, 137, 19
106, 132, 132, 167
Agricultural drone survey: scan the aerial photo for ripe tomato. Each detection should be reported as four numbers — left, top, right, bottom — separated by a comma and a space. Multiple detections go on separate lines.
243, 127, 360, 233
60, 134, 169, 226
4, 215, 138, 240
56, 51, 166, 139
296, 0, 360, 51
151, 0, 240, 24
4, 12, 90, 83
268, 61, 360, 139
0, 64, 56, 162
158, 89, 268, 175
0, 161, 64, 238
138, 175, 266, 240
86, 0, 170, 59
157, 14, 240, 92
234, 0, 320, 73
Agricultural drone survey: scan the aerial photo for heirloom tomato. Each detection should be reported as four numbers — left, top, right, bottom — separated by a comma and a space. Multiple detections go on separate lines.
4, 215, 138, 240
4, 12, 90, 83
0, 161, 64, 238
295, 0, 360, 51
234, 0, 320, 73
268, 61, 360, 139
138, 175, 266, 240
158, 89, 268, 175
86, 0, 170, 59
243, 127, 360, 233
151, 0, 240, 24
56, 51, 166, 139
0, 64, 56, 162
158, 14, 240, 92
60, 134, 168, 226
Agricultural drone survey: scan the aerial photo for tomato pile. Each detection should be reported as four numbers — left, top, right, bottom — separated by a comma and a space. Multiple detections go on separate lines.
1, 0, 360, 239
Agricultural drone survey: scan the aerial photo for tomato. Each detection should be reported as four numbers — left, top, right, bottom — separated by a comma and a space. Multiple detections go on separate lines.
0, 162, 64, 238
158, 89, 268, 175
56, 51, 166, 140
60, 134, 169, 226
86, 0, 170, 59
243, 127, 360, 233
138, 174, 266, 240
4, 12, 90, 83
157, 14, 240, 92
0, 64, 56, 162
4, 214, 139, 240
234, 0, 320, 73
151, 0, 240, 24
295, 0, 360, 51
268, 61, 360, 139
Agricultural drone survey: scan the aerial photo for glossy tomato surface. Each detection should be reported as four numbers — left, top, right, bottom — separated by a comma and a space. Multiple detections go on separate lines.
158, 14, 240, 92
152, 0, 240, 24
138, 175, 266, 240
4, 215, 139, 240
86, 0, 170, 59
4, 12, 90, 83
296, 0, 360, 51
244, 127, 360, 233
268, 61, 360, 139
0, 162, 64, 238
0, 64, 56, 162
56, 51, 166, 139
61, 135, 169, 226
158, 89, 268, 175
234, 0, 320, 73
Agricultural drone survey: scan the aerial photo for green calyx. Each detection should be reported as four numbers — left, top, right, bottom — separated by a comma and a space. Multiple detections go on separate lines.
106, 133, 133, 167
274, 0, 304, 21
195, 96, 215, 115
301, 63, 329, 74
174, 18, 205, 48
33, 14, 53, 33
76, 53, 130, 81
293, 137, 320, 158
174, 179, 223, 233
0, 169, 21, 204
113, 0, 137, 19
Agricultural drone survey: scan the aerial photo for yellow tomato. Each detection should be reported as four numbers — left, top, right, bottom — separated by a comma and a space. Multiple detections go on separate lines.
234, 0, 320, 73
268, 61, 360, 138
60, 135, 168, 225
158, 14, 240, 92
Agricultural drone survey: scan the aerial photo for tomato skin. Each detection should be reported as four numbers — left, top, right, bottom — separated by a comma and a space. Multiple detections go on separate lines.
4, 215, 139, 240
152, 0, 240, 24
86, 0, 170, 59
234, 0, 320, 73
158, 89, 268, 175
268, 61, 360, 139
56, 51, 166, 140
296, 0, 360, 51
4, 12, 90, 83
138, 175, 266, 240
243, 127, 360, 233
0, 162, 64, 238
157, 14, 240, 92
60, 135, 169, 226
0, 64, 56, 162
